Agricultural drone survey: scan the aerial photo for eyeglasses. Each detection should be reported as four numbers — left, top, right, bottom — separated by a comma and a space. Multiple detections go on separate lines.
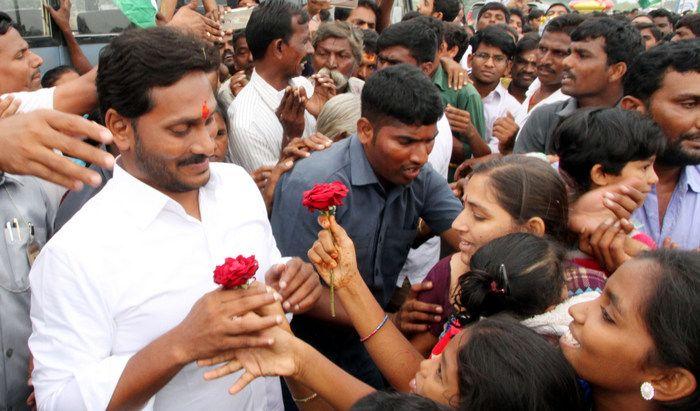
473, 52, 509, 64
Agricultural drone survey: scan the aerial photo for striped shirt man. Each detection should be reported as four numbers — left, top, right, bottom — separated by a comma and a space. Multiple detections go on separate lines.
228, 69, 317, 172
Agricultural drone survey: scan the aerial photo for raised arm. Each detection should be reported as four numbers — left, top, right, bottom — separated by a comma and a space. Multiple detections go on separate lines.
45, 0, 92, 74
307, 216, 425, 391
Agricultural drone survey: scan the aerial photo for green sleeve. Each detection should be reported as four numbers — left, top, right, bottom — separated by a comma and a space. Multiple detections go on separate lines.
457, 87, 487, 142
115, 0, 157, 28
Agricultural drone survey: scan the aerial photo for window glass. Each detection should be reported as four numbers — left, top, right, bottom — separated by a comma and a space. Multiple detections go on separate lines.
0, 0, 50, 37
69, 0, 132, 35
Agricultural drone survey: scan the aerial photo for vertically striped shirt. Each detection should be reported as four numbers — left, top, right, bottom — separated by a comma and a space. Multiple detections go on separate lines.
227, 69, 317, 172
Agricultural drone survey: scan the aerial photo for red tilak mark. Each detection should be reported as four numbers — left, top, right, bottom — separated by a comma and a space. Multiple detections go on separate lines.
202, 102, 210, 119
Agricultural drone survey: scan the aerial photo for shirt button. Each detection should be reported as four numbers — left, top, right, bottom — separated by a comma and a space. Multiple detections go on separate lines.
5, 348, 13, 358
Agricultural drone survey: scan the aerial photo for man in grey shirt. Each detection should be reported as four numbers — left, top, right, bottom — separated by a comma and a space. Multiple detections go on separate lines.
0, 173, 56, 410
514, 17, 644, 154
271, 65, 462, 391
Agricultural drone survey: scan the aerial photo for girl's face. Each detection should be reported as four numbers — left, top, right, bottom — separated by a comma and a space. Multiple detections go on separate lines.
211, 112, 229, 163
452, 174, 520, 265
411, 329, 465, 406
607, 156, 659, 195
561, 259, 656, 393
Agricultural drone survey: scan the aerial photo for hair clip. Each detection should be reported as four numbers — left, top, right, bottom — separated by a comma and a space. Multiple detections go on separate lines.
499, 264, 510, 295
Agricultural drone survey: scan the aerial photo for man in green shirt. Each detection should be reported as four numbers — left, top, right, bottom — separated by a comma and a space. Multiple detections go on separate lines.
432, 62, 488, 162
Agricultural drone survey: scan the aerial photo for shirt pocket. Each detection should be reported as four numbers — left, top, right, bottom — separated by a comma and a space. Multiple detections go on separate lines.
1, 227, 33, 292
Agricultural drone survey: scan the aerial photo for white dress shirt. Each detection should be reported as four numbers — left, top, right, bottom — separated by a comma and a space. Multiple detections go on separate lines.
0, 87, 55, 113
515, 78, 569, 128
396, 114, 453, 285
29, 162, 285, 410
482, 82, 523, 153
228, 69, 317, 173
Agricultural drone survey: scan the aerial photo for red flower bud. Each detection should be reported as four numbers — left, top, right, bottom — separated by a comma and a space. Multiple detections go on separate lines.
213, 255, 259, 289
302, 181, 349, 212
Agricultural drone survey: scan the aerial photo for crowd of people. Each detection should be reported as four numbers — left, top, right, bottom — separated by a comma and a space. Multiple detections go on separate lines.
0, 0, 699, 410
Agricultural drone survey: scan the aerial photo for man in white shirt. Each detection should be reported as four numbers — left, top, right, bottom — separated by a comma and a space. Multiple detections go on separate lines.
228, 0, 335, 173
468, 26, 522, 153
0, 12, 97, 115
29, 27, 321, 411
514, 13, 585, 128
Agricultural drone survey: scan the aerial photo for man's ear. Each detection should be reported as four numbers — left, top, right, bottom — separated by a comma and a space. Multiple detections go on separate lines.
104, 109, 134, 153
590, 164, 610, 187
419, 61, 435, 77
447, 45, 459, 59
433, 11, 443, 20
356, 117, 374, 145
620, 95, 648, 115
608, 61, 627, 84
646, 367, 697, 403
272, 39, 285, 59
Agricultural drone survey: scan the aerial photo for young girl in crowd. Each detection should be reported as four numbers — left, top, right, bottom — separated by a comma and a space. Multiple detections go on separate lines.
562, 249, 699, 410
555, 108, 664, 274
201, 235, 698, 411
201, 217, 585, 409
429, 232, 585, 357
408, 155, 604, 355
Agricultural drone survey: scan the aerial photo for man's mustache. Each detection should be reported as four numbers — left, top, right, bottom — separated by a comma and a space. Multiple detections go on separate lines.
178, 154, 208, 167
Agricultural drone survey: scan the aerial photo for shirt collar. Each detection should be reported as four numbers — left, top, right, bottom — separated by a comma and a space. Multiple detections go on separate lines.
0, 172, 23, 187
681, 165, 700, 193
432, 65, 449, 92
556, 98, 578, 117
348, 135, 379, 186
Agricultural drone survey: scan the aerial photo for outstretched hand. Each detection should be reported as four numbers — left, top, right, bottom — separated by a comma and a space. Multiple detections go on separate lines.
197, 316, 300, 395
307, 215, 360, 289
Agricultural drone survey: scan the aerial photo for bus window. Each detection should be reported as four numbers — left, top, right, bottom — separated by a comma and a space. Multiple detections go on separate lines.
0, 0, 50, 37
70, 0, 131, 35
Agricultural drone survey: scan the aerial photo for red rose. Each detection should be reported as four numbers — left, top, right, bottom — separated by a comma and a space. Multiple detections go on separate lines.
302, 181, 349, 212
213, 255, 259, 289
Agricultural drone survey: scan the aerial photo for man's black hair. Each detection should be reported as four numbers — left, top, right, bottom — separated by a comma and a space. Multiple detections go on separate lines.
623, 40, 700, 103
554, 107, 665, 194
411, 15, 444, 47
477, 2, 510, 22
543, 13, 587, 36
570, 17, 644, 75
0, 11, 16, 35
675, 13, 700, 37
516, 33, 540, 55
335, 0, 381, 23
434, 0, 461, 22
634, 21, 663, 41
361, 28, 378, 54
246, 0, 309, 61
444, 22, 470, 61
470, 25, 516, 59
648, 8, 678, 25
352, 392, 451, 411
377, 19, 438, 64
361, 64, 443, 128
41, 65, 78, 88
96, 27, 220, 119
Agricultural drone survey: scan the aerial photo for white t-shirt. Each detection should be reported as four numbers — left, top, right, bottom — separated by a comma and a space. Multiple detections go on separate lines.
0, 87, 55, 113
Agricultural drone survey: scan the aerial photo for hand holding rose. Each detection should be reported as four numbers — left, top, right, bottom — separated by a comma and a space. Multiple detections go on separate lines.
307, 216, 361, 290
